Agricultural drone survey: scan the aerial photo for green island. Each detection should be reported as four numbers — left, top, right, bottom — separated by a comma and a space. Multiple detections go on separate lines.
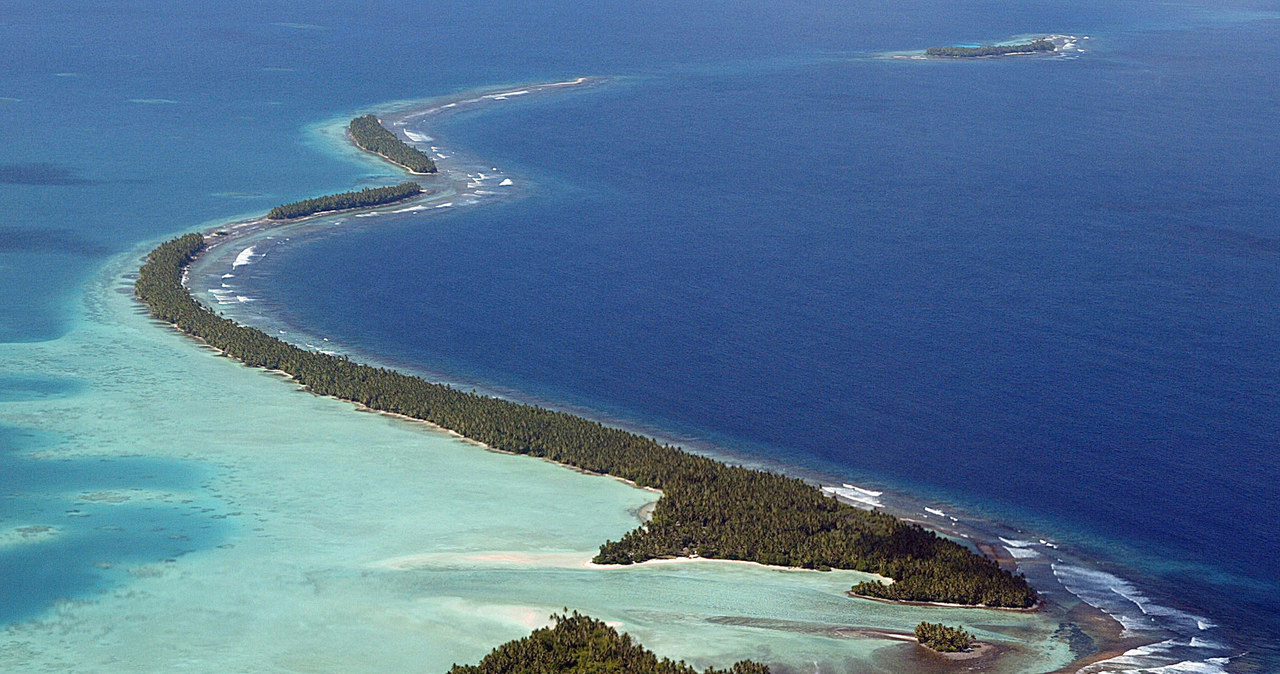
136, 226, 1037, 608
449, 612, 769, 674
349, 114, 438, 174
265, 182, 422, 220
925, 39, 1055, 58
915, 621, 975, 653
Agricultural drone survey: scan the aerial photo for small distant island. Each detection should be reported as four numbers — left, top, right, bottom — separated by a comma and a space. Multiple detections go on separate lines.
266, 182, 422, 220
926, 39, 1055, 58
915, 621, 974, 653
449, 612, 769, 674
349, 114, 437, 174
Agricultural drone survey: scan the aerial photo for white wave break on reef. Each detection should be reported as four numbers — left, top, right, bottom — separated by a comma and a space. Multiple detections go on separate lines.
232, 246, 258, 268
1053, 564, 1237, 673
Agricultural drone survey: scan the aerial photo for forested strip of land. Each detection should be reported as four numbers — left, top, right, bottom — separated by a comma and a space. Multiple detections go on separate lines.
349, 114, 437, 174
137, 232, 1037, 608
266, 182, 421, 220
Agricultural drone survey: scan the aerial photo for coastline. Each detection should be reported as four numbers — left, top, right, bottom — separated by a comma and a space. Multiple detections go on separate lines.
847, 592, 1043, 613
885, 34, 1088, 60
161, 227, 1041, 608
345, 128, 438, 176
165, 81, 1182, 673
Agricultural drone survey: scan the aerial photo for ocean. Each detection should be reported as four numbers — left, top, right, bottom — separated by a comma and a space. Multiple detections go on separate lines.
1, 0, 1277, 671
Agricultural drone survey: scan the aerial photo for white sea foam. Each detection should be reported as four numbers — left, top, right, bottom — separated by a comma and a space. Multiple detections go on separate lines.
1079, 640, 1186, 673
392, 205, 429, 213
821, 485, 883, 508
1052, 564, 1159, 634
354, 212, 379, 218
484, 90, 529, 100
842, 484, 882, 497
208, 288, 238, 305
924, 507, 946, 517
1003, 546, 1040, 559
499, 178, 514, 186
221, 273, 234, 279
232, 246, 257, 268
1052, 564, 1219, 641
236, 296, 252, 303
1081, 643, 1231, 674
999, 537, 1035, 547
402, 130, 432, 142
435, 202, 453, 208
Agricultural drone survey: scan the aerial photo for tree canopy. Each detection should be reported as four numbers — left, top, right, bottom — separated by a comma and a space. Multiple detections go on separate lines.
350, 114, 438, 174
449, 612, 769, 674
266, 182, 422, 220
925, 40, 1055, 58
915, 622, 974, 653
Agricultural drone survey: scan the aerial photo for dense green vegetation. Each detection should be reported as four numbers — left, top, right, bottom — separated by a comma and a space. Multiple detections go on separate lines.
135, 233, 1037, 608
925, 39, 1055, 58
349, 114, 438, 174
448, 612, 768, 674
265, 182, 421, 220
915, 622, 974, 653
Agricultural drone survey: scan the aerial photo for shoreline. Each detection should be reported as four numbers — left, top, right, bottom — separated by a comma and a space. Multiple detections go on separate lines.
847, 591, 1042, 613
587, 555, 894, 582
345, 129, 437, 176
888, 34, 1088, 60
164, 80, 1181, 673
162, 306, 1044, 619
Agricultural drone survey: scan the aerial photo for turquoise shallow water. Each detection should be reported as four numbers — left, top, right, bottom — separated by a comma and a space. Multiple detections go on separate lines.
2, 1, 1278, 672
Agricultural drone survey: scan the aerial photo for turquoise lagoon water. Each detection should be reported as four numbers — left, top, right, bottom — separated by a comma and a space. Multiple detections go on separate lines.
3, 0, 1278, 672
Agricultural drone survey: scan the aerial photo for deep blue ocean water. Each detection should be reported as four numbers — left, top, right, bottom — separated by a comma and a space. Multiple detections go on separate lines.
3, 0, 1278, 669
